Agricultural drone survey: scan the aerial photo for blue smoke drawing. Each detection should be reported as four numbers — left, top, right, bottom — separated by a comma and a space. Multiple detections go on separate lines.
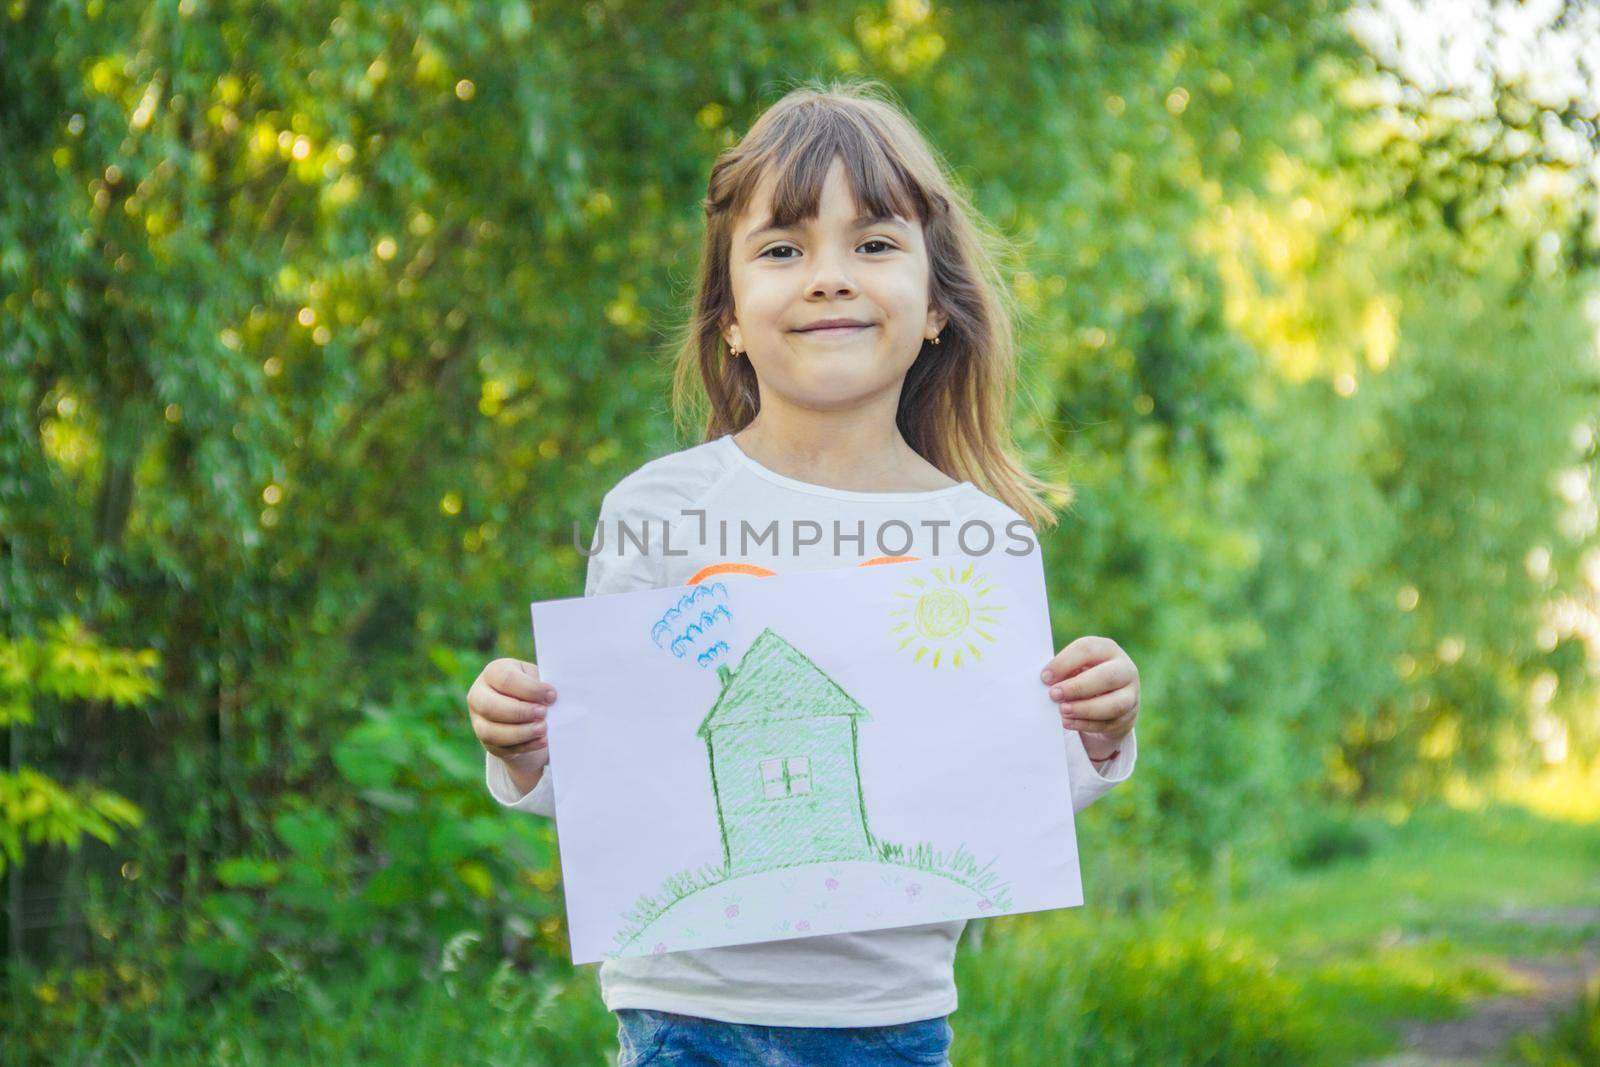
650, 582, 735, 669
696, 641, 730, 668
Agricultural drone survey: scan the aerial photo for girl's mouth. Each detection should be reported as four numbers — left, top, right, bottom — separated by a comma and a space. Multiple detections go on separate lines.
796, 325, 871, 337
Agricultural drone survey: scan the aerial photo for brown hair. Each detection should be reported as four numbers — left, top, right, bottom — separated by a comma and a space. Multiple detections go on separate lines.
669, 77, 1070, 529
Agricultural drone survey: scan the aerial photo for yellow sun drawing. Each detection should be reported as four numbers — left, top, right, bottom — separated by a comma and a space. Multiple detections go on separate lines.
886, 561, 1004, 669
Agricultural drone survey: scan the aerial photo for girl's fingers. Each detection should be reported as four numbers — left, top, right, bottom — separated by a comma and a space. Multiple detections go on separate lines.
466, 659, 556, 762
1071, 708, 1138, 738
1047, 659, 1132, 703
474, 687, 548, 725
493, 659, 556, 704
1058, 686, 1138, 728
1039, 636, 1120, 684
496, 736, 549, 757
476, 718, 547, 750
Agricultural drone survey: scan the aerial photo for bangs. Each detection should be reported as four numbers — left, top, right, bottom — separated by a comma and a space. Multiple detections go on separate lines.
722, 106, 935, 232
679, 79, 1062, 528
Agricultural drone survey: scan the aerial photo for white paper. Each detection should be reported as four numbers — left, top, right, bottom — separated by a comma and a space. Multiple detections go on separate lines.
530, 547, 1082, 964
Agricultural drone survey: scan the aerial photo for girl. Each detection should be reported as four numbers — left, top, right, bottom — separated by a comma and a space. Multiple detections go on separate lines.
467, 79, 1141, 1066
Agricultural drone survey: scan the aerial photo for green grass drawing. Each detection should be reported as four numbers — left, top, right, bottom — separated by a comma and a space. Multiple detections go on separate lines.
873, 839, 1015, 912
612, 861, 728, 948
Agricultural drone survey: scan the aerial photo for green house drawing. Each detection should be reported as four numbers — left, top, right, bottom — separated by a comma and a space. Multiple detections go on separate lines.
697, 628, 876, 877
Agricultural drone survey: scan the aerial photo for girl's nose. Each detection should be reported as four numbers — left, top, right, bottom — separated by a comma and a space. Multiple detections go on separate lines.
812, 283, 864, 300
808, 277, 857, 299
805, 251, 857, 300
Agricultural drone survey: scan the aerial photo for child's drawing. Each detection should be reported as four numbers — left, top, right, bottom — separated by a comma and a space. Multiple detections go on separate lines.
610, 626, 1013, 958
531, 548, 1085, 965
888, 560, 1005, 669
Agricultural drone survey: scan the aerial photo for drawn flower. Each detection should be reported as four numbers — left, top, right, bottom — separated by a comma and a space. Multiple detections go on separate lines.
653, 942, 668, 954
796, 919, 811, 932
977, 899, 992, 911
905, 883, 922, 898
725, 904, 740, 919
824, 877, 839, 891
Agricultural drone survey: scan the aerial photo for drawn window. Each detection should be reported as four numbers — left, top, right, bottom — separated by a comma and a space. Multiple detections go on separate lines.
759, 756, 812, 799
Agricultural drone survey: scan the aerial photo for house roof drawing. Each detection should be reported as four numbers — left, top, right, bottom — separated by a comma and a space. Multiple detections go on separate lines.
696, 627, 872, 738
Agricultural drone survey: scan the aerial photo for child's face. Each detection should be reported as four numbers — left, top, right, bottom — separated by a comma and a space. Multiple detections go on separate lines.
724, 157, 947, 414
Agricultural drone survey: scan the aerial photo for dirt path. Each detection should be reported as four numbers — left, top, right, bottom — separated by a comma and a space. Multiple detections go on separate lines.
1363, 908, 1599, 1066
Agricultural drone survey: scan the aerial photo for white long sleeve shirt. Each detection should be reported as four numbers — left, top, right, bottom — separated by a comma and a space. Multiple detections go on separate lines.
486, 433, 1136, 1026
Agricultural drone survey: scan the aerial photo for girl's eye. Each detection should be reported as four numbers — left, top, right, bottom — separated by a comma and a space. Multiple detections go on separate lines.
759, 240, 898, 259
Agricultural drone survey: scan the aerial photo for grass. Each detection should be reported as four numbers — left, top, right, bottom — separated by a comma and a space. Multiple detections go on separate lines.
953, 801, 1600, 1066
1508, 975, 1600, 1065
8, 952, 620, 1066
14, 799, 1596, 1065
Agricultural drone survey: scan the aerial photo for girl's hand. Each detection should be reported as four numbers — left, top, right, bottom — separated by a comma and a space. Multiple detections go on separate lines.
1039, 636, 1140, 755
467, 658, 556, 770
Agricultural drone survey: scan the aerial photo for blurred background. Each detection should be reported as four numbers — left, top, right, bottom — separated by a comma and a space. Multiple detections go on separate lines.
3, 0, 1599, 1063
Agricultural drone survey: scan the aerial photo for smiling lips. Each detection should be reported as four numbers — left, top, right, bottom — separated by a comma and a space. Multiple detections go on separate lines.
794, 318, 873, 336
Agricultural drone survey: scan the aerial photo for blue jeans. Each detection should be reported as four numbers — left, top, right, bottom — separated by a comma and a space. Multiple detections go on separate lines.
615, 1008, 955, 1066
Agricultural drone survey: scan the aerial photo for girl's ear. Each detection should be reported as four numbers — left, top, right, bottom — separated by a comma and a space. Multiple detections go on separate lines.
925, 306, 949, 342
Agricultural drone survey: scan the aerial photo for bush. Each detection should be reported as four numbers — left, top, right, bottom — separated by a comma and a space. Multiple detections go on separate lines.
1287, 809, 1386, 871
956, 916, 1317, 1066
5, 947, 618, 1065
177, 647, 568, 990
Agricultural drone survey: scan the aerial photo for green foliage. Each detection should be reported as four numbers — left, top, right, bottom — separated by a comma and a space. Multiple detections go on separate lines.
1510, 976, 1600, 1067
1286, 807, 1386, 870
6, 947, 619, 1066
2, 0, 1598, 1056
0, 617, 160, 725
183, 647, 565, 982
0, 769, 143, 877
0, 618, 154, 874
955, 803, 1598, 1067
957, 915, 1314, 1066
3, 798, 1594, 1066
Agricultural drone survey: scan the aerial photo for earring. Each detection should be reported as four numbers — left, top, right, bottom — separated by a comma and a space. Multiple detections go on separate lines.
930, 333, 942, 346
